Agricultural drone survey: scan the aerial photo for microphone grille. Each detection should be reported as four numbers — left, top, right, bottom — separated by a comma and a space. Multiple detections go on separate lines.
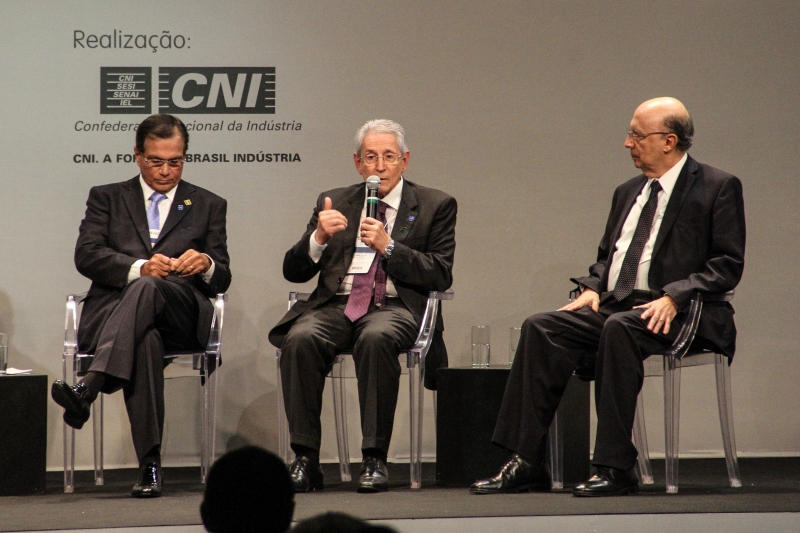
366, 175, 380, 190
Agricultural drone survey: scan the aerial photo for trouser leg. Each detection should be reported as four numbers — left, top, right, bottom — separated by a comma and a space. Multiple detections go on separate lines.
592, 307, 679, 470
492, 308, 606, 463
351, 299, 418, 455
280, 299, 353, 452
88, 276, 200, 464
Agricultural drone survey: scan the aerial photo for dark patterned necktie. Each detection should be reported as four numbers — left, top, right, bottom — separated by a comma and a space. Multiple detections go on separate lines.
612, 180, 662, 301
344, 201, 389, 322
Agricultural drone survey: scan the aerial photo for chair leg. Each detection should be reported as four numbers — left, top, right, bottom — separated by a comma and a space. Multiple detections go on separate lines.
408, 359, 425, 489
663, 354, 681, 493
548, 407, 563, 490
275, 350, 294, 465
330, 357, 352, 482
92, 395, 104, 486
715, 353, 742, 488
632, 393, 654, 484
63, 421, 75, 493
200, 352, 219, 484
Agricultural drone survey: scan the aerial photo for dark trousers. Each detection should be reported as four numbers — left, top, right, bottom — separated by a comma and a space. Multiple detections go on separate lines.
279, 296, 418, 455
492, 291, 680, 470
87, 276, 201, 464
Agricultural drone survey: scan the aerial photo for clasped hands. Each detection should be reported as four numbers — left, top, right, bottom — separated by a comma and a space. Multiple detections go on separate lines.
314, 197, 391, 255
141, 250, 210, 278
557, 288, 679, 335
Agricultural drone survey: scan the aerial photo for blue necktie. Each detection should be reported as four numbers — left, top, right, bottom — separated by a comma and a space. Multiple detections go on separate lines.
147, 192, 167, 245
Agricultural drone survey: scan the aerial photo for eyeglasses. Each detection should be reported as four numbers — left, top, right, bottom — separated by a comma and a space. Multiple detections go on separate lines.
143, 156, 185, 168
359, 153, 403, 167
626, 129, 671, 142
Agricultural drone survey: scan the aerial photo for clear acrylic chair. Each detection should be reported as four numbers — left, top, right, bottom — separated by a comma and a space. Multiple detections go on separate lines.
548, 291, 741, 494
276, 290, 453, 489
61, 292, 227, 493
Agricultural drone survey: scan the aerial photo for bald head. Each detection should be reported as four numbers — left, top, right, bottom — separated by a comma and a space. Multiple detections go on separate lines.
625, 97, 694, 178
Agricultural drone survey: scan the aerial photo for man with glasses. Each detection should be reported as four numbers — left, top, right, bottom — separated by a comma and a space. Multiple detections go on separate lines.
270, 119, 457, 493
471, 97, 745, 497
52, 114, 231, 497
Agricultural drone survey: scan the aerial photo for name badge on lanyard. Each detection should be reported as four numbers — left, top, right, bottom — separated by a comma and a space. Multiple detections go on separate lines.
149, 228, 160, 243
347, 235, 376, 274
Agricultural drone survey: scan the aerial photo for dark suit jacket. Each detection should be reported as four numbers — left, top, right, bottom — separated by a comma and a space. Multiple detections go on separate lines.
268, 179, 457, 389
572, 155, 746, 359
75, 176, 232, 353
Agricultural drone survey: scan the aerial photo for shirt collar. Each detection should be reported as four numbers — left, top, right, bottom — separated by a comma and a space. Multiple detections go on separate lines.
139, 175, 178, 202
378, 177, 404, 211
649, 153, 687, 197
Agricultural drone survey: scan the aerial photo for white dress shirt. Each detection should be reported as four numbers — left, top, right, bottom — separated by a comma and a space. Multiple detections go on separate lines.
127, 175, 215, 284
607, 153, 687, 293
308, 178, 404, 297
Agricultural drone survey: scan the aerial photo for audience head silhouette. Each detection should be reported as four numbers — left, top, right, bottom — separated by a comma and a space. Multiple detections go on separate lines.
292, 512, 397, 533
201, 446, 295, 533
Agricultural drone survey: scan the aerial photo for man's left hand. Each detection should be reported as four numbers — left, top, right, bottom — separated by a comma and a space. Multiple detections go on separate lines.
634, 295, 679, 335
360, 218, 391, 255
172, 249, 211, 277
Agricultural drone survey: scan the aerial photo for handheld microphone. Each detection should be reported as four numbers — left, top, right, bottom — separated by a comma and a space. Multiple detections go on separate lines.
365, 175, 380, 219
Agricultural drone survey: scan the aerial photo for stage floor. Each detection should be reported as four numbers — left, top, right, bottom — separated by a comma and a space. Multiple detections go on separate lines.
1, 458, 799, 532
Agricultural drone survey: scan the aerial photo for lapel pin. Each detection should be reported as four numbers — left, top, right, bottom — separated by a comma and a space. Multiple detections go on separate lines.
408, 215, 415, 222
400, 227, 408, 234
184, 199, 192, 206
177, 205, 184, 211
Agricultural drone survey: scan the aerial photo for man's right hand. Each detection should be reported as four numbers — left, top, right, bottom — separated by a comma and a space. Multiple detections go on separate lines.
140, 254, 172, 278
315, 197, 348, 245
558, 288, 600, 312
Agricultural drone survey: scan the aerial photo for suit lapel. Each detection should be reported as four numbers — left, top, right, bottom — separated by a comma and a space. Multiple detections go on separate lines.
340, 184, 365, 270
157, 180, 193, 246
393, 179, 419, 244
651, 156, 699, 259
121, 177, 152, 251
611, 176, 648, 246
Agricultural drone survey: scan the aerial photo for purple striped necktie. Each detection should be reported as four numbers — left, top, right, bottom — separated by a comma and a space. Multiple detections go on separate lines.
344, 201, 389, 322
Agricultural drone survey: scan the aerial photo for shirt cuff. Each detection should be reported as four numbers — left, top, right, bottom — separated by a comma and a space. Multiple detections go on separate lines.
128, 259, 147, 284
202, 255, 216, 283
308, 231, 327, 263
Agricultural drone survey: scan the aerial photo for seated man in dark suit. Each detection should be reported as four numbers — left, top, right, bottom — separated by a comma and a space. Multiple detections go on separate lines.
52, 114, 232, 497
471, 97, 745, 496
269, 119, 457, 493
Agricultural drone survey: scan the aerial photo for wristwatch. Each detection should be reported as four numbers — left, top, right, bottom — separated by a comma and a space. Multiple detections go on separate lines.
383, 239, 395, 259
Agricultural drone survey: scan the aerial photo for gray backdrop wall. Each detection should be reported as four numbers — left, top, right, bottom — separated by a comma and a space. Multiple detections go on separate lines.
1, 0, 797, 470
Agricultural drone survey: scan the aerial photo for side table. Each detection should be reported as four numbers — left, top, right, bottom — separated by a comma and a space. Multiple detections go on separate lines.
0, 374, 47, 496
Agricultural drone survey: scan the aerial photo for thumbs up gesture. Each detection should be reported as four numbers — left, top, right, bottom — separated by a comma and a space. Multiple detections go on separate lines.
315, 197, 348, 244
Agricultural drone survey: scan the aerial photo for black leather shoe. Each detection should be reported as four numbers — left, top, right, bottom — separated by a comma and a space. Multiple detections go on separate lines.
51, 380, 91, 429
357, 457, 389, 493
470, 454, 550, 494
132, 462, 163, 498
290, 455, 324, 492
573, 466, 638, 496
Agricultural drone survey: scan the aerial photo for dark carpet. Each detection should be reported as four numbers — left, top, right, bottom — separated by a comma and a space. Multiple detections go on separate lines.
1, 458, 798, 532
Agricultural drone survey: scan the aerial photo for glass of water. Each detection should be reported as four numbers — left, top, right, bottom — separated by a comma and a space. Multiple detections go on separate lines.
0, 333, 8, 374
471, 326, 490, 368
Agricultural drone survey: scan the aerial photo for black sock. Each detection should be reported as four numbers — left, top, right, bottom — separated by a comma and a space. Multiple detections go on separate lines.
362, 448, 387, 464
79, 371, 105, 403
291, 444, 319, 465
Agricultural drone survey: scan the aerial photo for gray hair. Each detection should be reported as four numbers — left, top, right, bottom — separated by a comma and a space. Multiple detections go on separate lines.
663, 114, 694, 151
354, 119, 408, 156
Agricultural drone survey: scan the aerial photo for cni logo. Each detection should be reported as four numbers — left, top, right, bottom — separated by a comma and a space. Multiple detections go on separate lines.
158, 67, 276, 114
101, 67, 152, 114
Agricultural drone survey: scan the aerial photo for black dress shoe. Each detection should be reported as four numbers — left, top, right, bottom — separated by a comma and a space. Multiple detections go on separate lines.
51, 380, 91, 429
132, 462, 163, 498
290, 455, 324, 492
357, 457, 389, 493
470, 454, 550, 494
573, 466, 638, 496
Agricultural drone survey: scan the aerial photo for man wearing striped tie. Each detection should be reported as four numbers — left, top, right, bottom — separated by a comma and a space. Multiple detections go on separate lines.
269, 120, 457, 493
51, 114, 231, 498
471, 97, 745, 497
